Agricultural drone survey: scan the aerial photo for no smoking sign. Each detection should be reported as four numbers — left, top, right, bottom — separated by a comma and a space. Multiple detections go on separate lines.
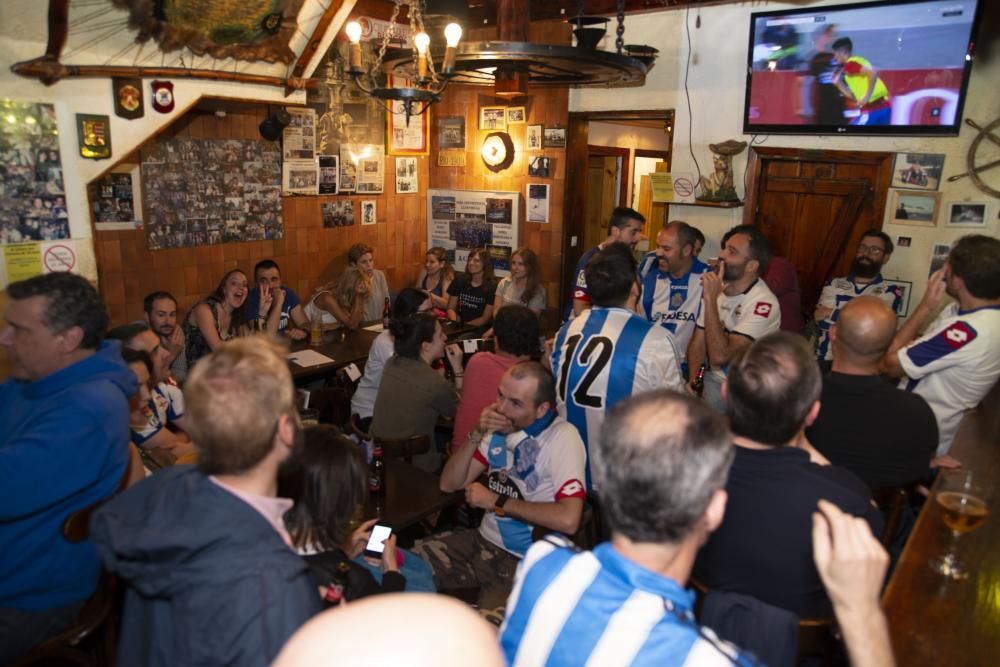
44, 244, 76, 273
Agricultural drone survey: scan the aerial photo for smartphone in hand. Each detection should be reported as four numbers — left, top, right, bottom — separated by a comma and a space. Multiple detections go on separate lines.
363, 523, 393, 559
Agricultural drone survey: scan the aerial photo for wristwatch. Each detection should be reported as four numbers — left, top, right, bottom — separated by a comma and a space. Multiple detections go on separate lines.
494, 494, 509, 517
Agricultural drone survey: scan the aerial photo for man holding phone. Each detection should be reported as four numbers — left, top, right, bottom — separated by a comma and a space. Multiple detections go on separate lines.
415, 361, 586, 620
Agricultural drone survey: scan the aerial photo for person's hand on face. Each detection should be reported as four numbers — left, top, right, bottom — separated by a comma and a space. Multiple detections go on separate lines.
478, 401, 513, 435
701, 260, 725, 303
922, 266, 948, 309
259, 282, 273, 316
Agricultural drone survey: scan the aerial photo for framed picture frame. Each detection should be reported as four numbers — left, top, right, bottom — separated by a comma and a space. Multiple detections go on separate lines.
438, 116, 465, 149
361, 200, 377, 225
543, 127, 567, 149
526, 125, 543, 150
479, 106, 507, 131
944, 201, 988, 227
890, 190, 940, 227
77, 113, 112, 160
883, 279, 913, 318
526, 183, 550, 223
891, 152, 945, 191
528, 156, 552, 177
506, 106, 526, 124
386, 75, 430, 155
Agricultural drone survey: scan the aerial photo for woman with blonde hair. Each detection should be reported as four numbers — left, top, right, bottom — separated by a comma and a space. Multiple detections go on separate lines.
303, 268, 370, 331
416, 247, 454, 312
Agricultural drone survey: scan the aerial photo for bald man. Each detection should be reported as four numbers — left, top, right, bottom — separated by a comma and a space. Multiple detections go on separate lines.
806, 296, 937, 490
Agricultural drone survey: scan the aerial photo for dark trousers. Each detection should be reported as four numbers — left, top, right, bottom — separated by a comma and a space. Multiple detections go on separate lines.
0, 601, 84, 663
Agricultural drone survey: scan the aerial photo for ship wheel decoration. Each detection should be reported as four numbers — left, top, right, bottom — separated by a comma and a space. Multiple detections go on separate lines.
948, 117, 1000, 199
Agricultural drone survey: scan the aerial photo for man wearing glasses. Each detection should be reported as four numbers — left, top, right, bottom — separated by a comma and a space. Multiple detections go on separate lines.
815, 230, 901, 370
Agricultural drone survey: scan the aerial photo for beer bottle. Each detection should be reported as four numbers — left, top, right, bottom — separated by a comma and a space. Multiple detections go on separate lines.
692, 364, 706, 397
382, 296, 391, 329
369, 445, 385, 496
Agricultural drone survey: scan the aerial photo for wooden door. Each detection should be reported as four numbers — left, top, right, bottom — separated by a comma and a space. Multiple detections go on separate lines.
744, 147, 894, 320
585, 156, 619, 251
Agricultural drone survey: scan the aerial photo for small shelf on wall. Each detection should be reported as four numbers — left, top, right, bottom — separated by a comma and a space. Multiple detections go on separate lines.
667, 200, 744, 208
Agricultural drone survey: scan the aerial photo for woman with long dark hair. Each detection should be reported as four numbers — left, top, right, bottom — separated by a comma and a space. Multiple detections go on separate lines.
493, 246, 545, 316
182, 269, 251, 368
446, 248, 497, 333
416, 247, 454, 312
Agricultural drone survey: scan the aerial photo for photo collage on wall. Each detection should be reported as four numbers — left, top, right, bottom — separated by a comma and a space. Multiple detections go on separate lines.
427, 189, 519, 276
0, 101, 70, 245
141, 138, 282, 249
91, 173, 139, 225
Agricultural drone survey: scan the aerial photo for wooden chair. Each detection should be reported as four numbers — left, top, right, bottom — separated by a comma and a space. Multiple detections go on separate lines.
305, 386, 353, 428
531, 502, 600, 551
872, 485, 910, 549
373, 434, 432, 465
12, 465, 132, 667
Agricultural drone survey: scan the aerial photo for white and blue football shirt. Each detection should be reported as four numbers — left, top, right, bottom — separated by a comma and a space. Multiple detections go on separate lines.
898, 304, 1000, 455
500, 538, 756, 667
551, 307, 685, 489
816, 275, 901, 361
639, 257, 709, 357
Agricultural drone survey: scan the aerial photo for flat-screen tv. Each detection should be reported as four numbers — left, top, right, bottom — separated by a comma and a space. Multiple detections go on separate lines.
743, 0, 981, 136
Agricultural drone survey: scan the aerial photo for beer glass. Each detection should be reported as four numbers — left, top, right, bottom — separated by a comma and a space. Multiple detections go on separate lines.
930, 469, 988, 580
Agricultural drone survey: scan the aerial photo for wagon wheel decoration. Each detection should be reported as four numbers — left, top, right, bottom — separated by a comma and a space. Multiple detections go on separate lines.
948, 117, 1000, 199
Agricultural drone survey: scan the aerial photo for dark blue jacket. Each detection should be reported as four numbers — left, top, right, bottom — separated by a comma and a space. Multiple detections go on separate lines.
0, 341, 135, 611
91, 466, 321, 666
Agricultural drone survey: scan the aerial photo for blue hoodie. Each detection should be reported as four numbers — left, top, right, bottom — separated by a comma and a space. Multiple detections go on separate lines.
0, 340, 136, 611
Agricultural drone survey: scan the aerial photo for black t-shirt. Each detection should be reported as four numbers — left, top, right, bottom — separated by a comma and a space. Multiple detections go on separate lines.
447, 276, 496, 324
693, 445, 882, 619
806, 372, 937, 490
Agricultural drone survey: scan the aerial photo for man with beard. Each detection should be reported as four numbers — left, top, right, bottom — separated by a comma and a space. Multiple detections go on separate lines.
143, 291, 187, 383
91, 338, 320, 665
687, 225, 781, 411
881, 235, 1000, 461
814, 231, 901, 370
637, 221, 710, 365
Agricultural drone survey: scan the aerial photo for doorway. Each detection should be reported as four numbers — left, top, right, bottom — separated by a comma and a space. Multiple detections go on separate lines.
562, 110, 675, 316
743, 146, 894, 321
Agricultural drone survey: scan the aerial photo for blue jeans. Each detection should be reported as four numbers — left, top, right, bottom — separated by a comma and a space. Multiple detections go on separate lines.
353, 548, 437, 593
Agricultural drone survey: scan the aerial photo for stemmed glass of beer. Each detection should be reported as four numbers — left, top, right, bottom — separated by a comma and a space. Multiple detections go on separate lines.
930, 470, 989, 580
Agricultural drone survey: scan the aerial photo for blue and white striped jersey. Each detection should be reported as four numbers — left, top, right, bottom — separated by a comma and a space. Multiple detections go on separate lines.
551, 307, 684, 490
639, 257, 710, 357
131, 381, 185, 448
500, 538, 756, 667
816, 275, 901, 361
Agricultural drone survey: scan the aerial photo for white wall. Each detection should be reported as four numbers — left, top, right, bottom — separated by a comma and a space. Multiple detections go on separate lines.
571, 0, 999, 308
0, 36, 306, 281
588, 121, 672, 208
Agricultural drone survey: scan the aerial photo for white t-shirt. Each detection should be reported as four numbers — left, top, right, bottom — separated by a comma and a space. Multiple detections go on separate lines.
695, 278, 781, 379
898, 303, 1000, 455
552, 307, 685, 490
495, 277, 547, 311
350, 330, 394, 419
473, 415, 586, 557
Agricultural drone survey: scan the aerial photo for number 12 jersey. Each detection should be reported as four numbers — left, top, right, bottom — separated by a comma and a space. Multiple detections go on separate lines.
551, 306, 685, 489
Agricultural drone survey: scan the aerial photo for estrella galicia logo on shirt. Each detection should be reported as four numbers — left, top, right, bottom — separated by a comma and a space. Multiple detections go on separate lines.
942, 321, 976, 349
753, 301, 772, 317
488, 470, 523, 500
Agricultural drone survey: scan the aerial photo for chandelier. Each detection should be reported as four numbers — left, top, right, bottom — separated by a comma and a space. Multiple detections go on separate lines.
344, 1, 461, 125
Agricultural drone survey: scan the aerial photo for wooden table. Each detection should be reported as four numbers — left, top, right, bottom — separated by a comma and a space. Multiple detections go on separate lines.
369, 460, 462, 532
882, 382, 1000, 666
288, 328, 380, 383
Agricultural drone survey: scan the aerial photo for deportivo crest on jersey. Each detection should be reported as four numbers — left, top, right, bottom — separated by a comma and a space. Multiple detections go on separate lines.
671, 291, 684, 308
754, 302, 772, 317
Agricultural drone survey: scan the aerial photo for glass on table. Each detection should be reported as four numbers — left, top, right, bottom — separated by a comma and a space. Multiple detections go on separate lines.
930, 469, 989, 580
299, 408, 320, 427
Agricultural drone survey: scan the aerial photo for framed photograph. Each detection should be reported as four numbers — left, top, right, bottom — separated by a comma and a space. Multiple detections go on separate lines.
543, 127, 567, 149
321, 200, 354, 228
928, 243, 951, 277
439, 116, 465, 149
318, 155, 339, 195
890, 190, 940, 227
528, 156, 552, 178
945, 201, 988, 227
395, 156, 418, 194
386, 75, 429, 155
883, 279, 913, 318
526, 183, 550, 223
506, 106, 526, 124
526, 125, 543, 151
480, 106, 507, 131
891, 152, 945, 191
361, 200, 377, 225
896, 236, 912, 248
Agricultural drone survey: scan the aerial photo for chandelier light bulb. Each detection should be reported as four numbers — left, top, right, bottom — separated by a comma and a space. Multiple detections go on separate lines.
345, 21, 362, 44
444, 23, 463, 48
414, 32, 430, 54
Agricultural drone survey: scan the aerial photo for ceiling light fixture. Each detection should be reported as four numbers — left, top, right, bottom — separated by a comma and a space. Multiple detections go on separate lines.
345, 1, 462, 126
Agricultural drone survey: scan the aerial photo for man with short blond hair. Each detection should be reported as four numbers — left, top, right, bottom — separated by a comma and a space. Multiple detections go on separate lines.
92, 337, 320, 666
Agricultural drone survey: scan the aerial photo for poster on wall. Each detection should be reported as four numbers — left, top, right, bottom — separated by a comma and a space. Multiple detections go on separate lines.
387, 76, 429, 155
283, 108, 316, 160
341, 143, 384, 194
282, 160, 318, 195
395, 156, 418, 193
427, 188, 520, 277
527, 183, 549, 223
0, 101, 70, 246
318, 155, 339, 195
141, 137, 282, 249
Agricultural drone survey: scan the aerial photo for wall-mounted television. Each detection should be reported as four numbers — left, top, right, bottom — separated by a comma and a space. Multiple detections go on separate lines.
743, 0, 981, 136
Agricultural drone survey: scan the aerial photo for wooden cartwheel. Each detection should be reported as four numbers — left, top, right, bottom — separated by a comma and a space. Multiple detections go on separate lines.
948, 117, 1000, 199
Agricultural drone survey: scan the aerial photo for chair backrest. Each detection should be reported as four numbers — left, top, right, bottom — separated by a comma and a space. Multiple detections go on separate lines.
306, 386, 353, 428
531, 502, 599, 550
372, 434, 431, 464
872, 485, 909, 548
